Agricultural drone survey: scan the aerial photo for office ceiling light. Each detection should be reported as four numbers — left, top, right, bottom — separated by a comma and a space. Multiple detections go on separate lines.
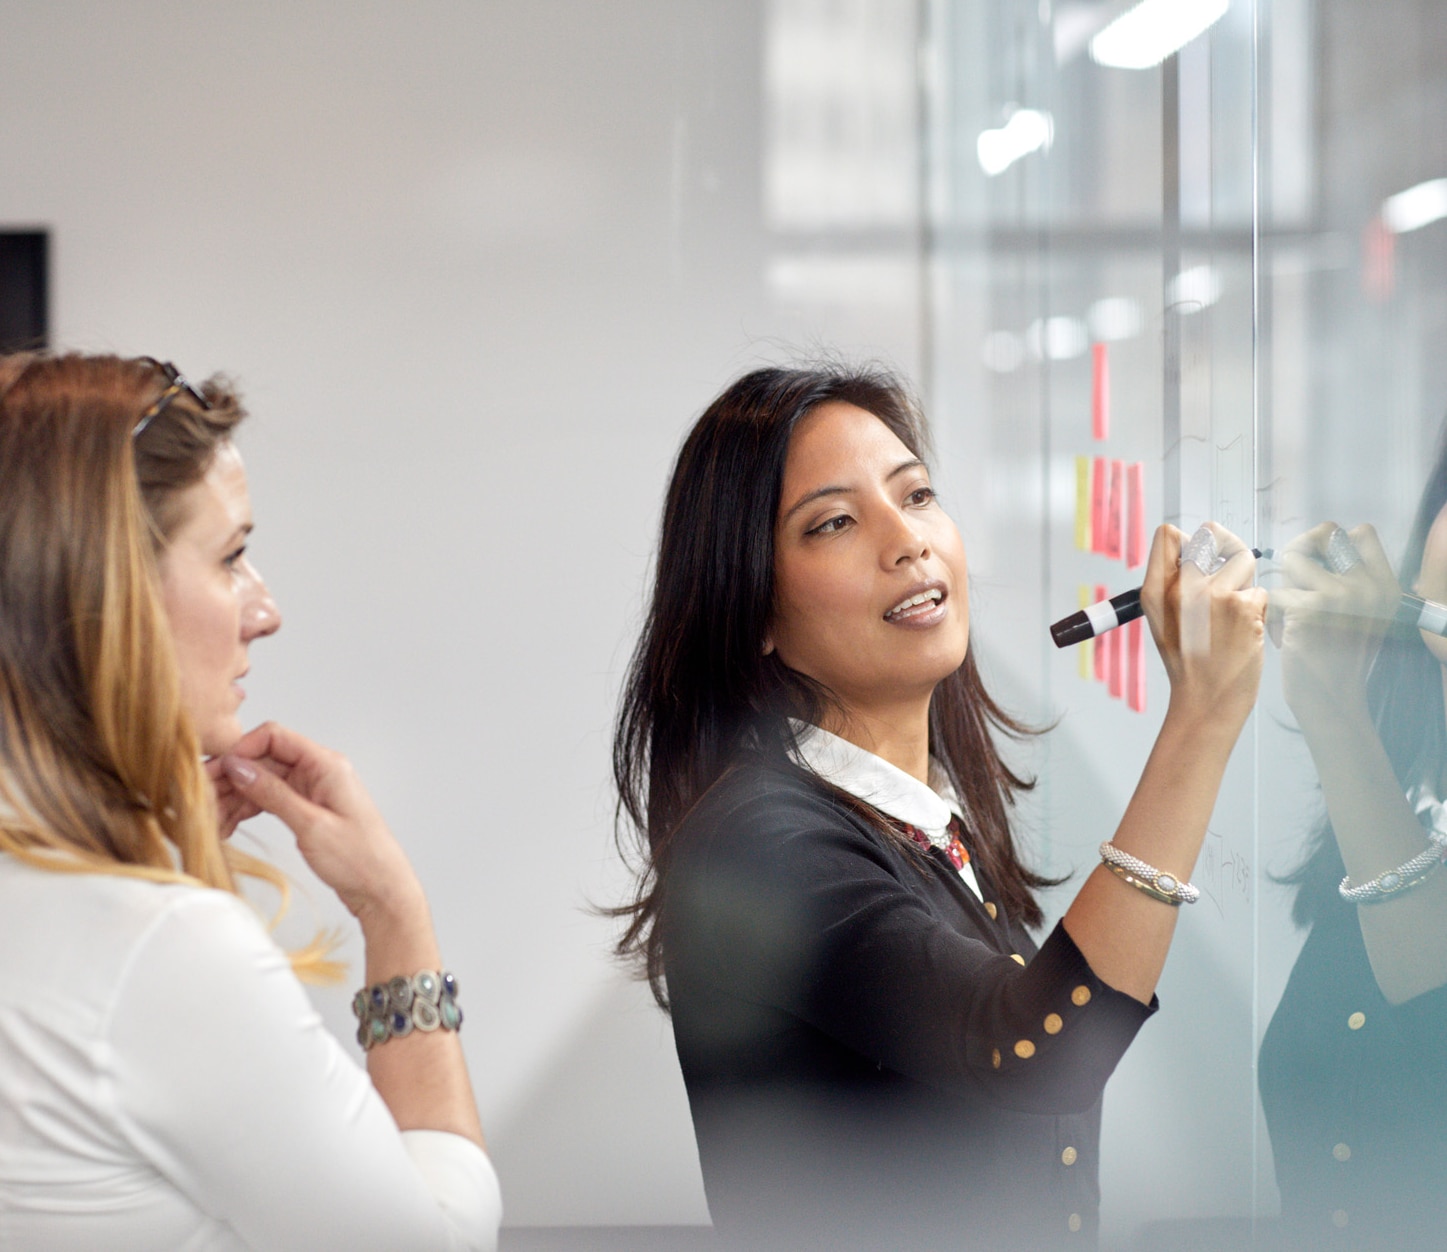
1381, 179, 1447, 234
1087, 297, 1143, 341
1168, 264, 1221, 311
977, 109, 1053, 177
1090, 0, 1229, 69
1025, 316, 1088, 361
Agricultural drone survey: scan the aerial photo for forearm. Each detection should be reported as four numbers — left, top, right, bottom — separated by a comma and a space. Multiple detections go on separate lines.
360, 891, 486, 1150
1300, 702, 1447, 1004
1063, 703, 1240, 1003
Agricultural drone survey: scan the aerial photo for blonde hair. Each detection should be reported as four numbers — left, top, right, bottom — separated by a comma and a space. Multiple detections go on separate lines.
0, 352, 340, 982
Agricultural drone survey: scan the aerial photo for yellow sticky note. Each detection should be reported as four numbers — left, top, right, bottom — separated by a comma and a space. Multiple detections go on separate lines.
1075, 456, 1091, 551
1078, 585, 1093, 679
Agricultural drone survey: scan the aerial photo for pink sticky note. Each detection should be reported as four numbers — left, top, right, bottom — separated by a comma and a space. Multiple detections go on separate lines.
1092, 342, 1110, 441
1127, 618, 1146, 712
1103, 460, 1124, 561
1093, 584, 1110, 683
1126, 462, 1146, 570
1090, 459, 1107, 554
1108, 622, 1125, 699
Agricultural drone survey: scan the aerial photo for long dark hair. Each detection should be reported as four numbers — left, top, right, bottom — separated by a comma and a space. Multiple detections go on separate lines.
613, 364, 1051, 1007
1284, 420, 1447, 926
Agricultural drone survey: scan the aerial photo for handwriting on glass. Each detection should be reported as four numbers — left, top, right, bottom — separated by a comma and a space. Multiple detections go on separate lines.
1197, 830, 1251, 917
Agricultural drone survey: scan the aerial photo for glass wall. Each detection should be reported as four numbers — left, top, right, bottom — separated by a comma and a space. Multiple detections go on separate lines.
926, 0, 1447, 1246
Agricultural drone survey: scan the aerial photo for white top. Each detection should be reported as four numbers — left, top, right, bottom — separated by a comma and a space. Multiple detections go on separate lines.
0, 855, 501, 1251
791, 723, 984, 901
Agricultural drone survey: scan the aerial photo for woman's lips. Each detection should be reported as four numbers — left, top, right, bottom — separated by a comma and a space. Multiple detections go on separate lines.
884, 586, 948, 628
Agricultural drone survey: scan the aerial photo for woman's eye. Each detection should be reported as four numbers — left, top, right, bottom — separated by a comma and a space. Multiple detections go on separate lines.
809, 515, 852, 536
224, 545, 247, 569
907, 487, 936, 507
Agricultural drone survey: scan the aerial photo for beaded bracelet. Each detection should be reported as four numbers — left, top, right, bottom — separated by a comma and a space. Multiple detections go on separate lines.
352, 969, 463, 1051
1099, 842, 1200, 906
1338, 833, 1447, 903
1338, 782, 1447, 905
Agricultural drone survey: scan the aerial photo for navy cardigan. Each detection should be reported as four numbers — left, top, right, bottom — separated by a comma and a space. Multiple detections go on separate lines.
661, 753, 1154, 1251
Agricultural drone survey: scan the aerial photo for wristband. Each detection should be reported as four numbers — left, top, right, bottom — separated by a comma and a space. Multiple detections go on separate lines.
352, 969, 462, 1051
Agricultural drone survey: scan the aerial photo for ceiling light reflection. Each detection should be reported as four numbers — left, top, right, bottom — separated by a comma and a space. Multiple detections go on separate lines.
1087, 297, 1143, 341
977, 109, 1054, 177
1168, 265, 1222, 311
1025, 316, 1089, 361
1381, 179, 1447, 234
1090, 0, 1229, 70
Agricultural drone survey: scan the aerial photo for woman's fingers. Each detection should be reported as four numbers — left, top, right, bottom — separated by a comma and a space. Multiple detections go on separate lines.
218, 723, 417, 922
1279, 548, 1338, 594
1139, 522, 1265, 724
1139, 524, 1186, 648
219, 753, 330, 836
1281, 519, 1342, 561
224, 721, 364, 814
1274, 522, 1399, 624
206, 755, 264, 837
224, 721, 324, 777
1346, 523, 1398, 588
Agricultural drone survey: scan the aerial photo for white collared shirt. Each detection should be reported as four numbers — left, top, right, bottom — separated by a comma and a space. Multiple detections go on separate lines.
790, 722, 984, 901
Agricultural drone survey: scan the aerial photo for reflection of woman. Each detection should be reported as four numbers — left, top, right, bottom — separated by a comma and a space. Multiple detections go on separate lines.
614, 366, 1266, 1249
0, 354, 500, 1250
1262, 436, 1447, 1250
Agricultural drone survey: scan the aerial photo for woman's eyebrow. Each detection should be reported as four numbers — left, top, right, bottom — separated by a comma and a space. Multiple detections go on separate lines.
781, 459, 926, 523
886, 457, 926, 481
781, 483, 853, 523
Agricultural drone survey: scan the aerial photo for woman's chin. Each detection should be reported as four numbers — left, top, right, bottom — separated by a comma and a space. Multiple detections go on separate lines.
198, 719, 245, 760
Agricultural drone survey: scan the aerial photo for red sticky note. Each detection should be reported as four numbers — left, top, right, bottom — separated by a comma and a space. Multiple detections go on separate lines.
1089, 460, 1103, 554
1127, 617, 1146, 712
1362, 216, 1396, 304
1108, 622, 1125, 699
1093, 584, 1110, 683
1126, 462, 1146, 570
1092, 342, 1110, 441
1103, 460, 1124, 561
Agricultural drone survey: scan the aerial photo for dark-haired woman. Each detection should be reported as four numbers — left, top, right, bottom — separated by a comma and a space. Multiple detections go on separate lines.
614, 366, 1267, 1250
0, 354, 499, 1250
1261, 435, 1447, 1250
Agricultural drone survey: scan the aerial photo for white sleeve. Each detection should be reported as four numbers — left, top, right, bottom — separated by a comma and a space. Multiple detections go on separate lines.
100, 889, 501, 1252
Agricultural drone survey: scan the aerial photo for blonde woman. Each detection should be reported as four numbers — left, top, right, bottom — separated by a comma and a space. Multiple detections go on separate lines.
0, 354, 500, 1250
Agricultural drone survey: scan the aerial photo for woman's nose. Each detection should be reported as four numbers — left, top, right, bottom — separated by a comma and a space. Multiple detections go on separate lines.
241, 567, 282, 640
885, 512, 930, 567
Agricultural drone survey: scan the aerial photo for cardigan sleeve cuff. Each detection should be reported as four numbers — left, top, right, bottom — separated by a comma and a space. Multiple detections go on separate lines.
961, 921, 1157, 1113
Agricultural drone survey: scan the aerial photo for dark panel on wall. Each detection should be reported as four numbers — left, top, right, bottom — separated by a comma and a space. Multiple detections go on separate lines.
0, 231, 49, 353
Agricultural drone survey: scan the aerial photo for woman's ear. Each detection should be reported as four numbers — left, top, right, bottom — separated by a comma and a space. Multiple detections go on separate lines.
762, 636, 775, 656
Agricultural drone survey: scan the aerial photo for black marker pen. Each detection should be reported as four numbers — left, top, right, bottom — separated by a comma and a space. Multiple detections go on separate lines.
1050, 549, 1269, 648
1051, 562, 1447, 648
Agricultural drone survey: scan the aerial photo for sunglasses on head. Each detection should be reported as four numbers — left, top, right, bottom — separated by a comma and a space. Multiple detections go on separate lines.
133, 358, 211, 438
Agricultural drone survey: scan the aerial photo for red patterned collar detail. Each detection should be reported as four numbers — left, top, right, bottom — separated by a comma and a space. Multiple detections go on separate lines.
900, 814, 971, 872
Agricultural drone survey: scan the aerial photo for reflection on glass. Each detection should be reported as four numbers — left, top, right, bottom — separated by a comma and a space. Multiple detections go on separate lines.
927, 0, 1447, 1246
1261, 447, 1447, 1249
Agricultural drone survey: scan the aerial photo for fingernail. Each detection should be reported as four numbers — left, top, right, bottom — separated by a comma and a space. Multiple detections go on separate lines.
221, 756, 257, 786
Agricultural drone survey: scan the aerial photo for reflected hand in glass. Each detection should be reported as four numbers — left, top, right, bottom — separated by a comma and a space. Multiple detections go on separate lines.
1268, 520, 1400, 721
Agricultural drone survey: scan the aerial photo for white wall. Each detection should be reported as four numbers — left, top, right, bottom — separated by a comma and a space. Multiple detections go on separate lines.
0, 0, 924, 1225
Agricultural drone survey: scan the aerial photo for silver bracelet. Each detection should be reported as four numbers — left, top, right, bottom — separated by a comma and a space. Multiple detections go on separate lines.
352, 969, 463, 1051
1099, 842, 1200, 906
1338, 802, 1447, 904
